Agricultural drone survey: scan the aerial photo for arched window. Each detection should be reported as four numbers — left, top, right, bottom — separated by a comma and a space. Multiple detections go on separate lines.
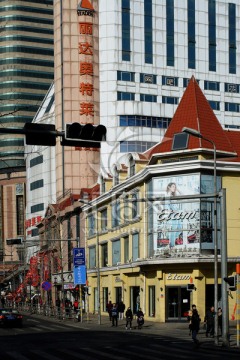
128, 155, 135, 177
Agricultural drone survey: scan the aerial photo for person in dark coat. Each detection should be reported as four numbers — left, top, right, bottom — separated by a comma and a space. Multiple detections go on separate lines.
204, 306, 215, 337
111, 303, 118, 327
125, 307, 133, 330
136, 307, 144, 329
190, 305, 201, 345
218, 307, 222, 336
118, 301, 125, 320
107, 301, 113, 321
1, 295, 5, 308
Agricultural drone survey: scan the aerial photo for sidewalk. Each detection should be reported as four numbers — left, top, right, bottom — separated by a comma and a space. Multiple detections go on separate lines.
23, 310, 239, 348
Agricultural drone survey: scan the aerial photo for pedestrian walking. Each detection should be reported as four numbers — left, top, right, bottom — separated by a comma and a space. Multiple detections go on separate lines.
125, 307, 133, 330
1, 295, 5, 308
118, 300, 125, 320
73, 299, 79, 313
189, 305, 201, 346
204, 306, 215, 337
111, 303, 118, 327
136, 307, 144, 329
218, 307, 222, 336
65, 298, 72, 318
107, 300, 113, 321
187, 309, 193, 336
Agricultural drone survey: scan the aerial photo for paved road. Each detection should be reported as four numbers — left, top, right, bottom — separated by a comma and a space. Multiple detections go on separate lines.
0, 313, 239, 360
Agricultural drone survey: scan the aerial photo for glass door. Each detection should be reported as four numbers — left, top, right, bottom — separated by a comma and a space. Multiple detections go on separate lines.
166, 286, 191, 321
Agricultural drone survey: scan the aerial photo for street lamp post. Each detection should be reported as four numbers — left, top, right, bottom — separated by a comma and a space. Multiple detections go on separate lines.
96, 213, 101, 325
79, 199, 101, 325
182, 127, 219, 344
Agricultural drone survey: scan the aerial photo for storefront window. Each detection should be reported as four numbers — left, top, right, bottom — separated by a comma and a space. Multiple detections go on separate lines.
148, 286, 155, 317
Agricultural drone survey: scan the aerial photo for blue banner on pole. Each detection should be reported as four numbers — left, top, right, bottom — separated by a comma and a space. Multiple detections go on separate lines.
74, 265, 86, 285
73, 247, 85, 266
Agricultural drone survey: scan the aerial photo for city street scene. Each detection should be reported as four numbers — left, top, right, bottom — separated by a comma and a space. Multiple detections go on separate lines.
1, 0, 240, 359
0, 309, 239, 359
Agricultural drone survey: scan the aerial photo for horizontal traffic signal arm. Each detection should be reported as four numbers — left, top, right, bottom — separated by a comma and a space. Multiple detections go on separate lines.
0, 123, 107, 147
0, 124, 62, 146
6, 238, 22, 245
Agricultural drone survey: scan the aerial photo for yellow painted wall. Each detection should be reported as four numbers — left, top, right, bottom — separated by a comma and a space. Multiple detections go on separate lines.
222, 175, 240, 258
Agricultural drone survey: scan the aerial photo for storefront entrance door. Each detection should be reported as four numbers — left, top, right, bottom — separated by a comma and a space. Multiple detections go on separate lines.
166, 286, 191, 321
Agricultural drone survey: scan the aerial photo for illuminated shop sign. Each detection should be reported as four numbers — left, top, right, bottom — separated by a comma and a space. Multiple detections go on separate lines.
151, 174, 216, 255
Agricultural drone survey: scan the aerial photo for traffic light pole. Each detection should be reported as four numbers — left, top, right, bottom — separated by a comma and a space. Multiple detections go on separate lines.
237, 265, 240, 348
220, 189, 229, 347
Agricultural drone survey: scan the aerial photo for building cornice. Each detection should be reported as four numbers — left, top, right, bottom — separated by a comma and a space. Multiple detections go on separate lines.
82, 158, 240, 209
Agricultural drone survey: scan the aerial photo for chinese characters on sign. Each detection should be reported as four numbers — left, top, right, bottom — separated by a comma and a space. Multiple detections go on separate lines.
25, 216, 43, 234
77, 2, 97, 150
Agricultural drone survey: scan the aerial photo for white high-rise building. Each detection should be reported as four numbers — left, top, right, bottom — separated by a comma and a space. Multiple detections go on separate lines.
95, 0, 240, 173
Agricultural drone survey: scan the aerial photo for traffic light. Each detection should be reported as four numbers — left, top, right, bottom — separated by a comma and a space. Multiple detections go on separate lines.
187, 283, 196, 291
84, 286, 91, 295
24, 123, 56, 146
6, 238, 22, 245
224, 275, 236, 291
61, 123, 106, 148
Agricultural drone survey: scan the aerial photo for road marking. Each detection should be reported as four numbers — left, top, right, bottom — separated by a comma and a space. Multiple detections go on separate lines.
6, 351, 29, 360
30, 350, 62, 360
26, 319, 39, 323
79, 347, 127, 360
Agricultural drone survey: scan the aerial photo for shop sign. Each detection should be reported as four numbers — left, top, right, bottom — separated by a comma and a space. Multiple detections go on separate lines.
77, 0, 94, 16
166, 273, 191, 281
76, 0, 97, 151
64, 283, 75, 290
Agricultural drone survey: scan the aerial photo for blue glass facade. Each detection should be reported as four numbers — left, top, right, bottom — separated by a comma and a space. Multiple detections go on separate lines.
188, 0, 196, 69
144, 0, 153, 64
229, 3, 236, 74
166, 0, 174, 66
208, 0, 216, 71
0, 0, 54, 173
122, 0, 131, 61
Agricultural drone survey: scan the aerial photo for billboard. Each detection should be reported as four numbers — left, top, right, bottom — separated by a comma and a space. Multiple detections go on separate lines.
151, 174, 210, 255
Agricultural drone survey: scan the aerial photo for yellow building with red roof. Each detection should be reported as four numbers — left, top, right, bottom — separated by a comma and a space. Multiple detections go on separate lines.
82, 77, 240, 326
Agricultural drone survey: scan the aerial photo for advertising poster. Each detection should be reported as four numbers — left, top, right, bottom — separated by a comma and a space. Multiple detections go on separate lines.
152, 174, 201, 254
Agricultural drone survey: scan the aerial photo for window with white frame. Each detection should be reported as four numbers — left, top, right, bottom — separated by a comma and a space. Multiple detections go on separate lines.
124, 198, 129, 222
112, 200, 121, 228
124, 236, 129, 263
88, 214, 95, 237
132, 233, 139, 260
101, 243, 108, 267
132, 192, 139, 219
100, 208, 108, 231
89, 246, 96, 268
112, 239, 121, 265
129, 155, 135, 177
